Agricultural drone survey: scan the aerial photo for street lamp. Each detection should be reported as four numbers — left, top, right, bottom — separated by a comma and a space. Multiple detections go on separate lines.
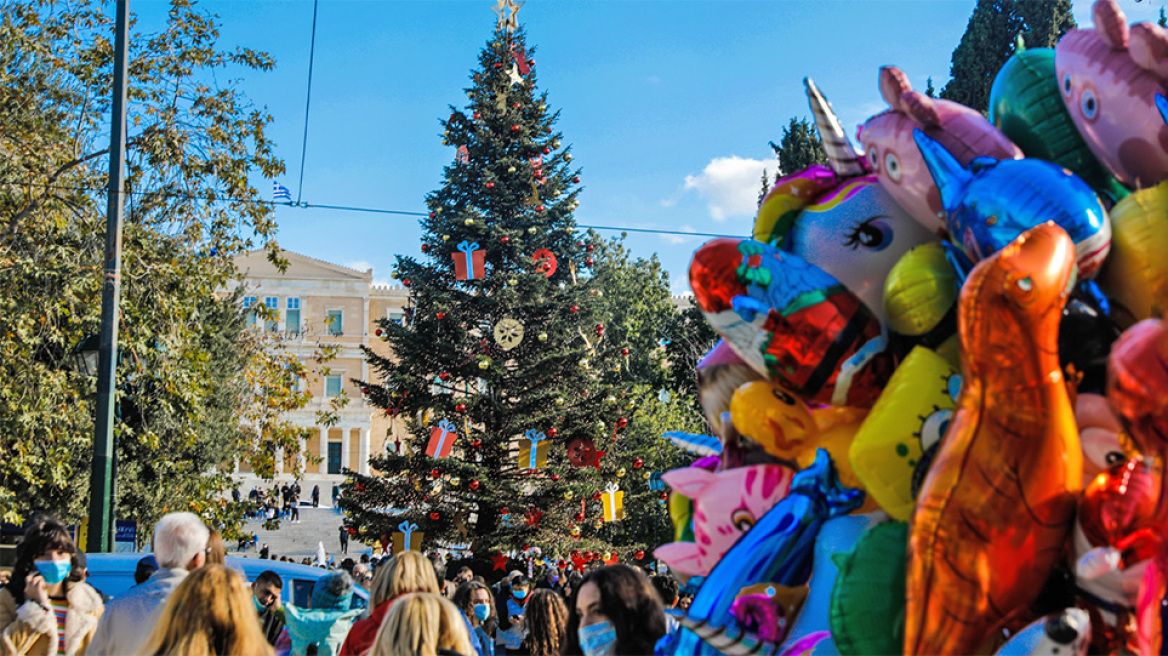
73, 335, 101, 379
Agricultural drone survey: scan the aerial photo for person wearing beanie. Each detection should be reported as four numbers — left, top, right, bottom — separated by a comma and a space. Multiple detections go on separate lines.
275, 571, 362, 656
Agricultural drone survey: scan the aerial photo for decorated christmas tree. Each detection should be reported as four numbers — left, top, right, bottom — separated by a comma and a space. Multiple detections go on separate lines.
341, 9, 703, 564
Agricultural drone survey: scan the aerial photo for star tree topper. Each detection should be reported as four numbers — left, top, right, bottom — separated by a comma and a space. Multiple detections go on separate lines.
491, 0, 524, 35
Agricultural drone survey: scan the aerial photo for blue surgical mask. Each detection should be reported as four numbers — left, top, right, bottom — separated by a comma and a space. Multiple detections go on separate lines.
254, 596, 268, 613
34, 559, 72, 585
578, 620, 616, 656
473, 603, 491, 621
513, 588, 528, 599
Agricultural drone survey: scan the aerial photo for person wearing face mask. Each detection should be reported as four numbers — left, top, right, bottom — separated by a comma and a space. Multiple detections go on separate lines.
0, 514, 104, 656
566, 565, 666, 656
252, 570, 285, 645
452, 581, 495, 656
497, 575, 530, 654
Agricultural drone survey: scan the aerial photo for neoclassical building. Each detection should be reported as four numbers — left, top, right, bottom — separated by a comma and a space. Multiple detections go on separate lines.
226, 250, 408, 483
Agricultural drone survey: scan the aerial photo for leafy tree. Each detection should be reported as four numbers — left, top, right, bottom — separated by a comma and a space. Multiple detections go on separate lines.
769, 117, 827, 177
941, 0, 1074, 113
0, 0, 323, 542
757, 168, 771, 206
1159, 6, 1166, 29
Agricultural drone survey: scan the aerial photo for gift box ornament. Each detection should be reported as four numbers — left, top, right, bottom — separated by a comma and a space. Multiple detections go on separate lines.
427, 419, 458, 458
518, 430, 549, 470
391, 521, 423, 552
601, 482, 625, 522
453, 240, 486, 280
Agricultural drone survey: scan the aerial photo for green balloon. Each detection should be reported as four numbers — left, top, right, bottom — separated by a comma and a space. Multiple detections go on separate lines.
828, 521, 908, 656
989, 46, 1128, 204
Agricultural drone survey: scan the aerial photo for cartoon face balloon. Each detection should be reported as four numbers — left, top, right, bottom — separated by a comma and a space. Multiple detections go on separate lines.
915, 129, 1112, 278
860, 66, 1022, 235
654, 464, 796, 577
1055, 0, 1168, 189
1096, 180, 1168, 326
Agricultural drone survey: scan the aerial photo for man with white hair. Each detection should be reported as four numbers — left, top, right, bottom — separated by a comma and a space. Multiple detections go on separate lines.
86, 512, 209, 655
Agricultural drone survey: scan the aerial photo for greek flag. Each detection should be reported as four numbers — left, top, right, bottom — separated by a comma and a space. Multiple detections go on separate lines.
272, 181, 292, 202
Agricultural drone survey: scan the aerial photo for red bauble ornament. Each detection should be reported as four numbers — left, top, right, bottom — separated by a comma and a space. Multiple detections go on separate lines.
617, 417, 629, 429
584, 551, 595, 561
659, 492, 668, 500
635, 549, 645, 560
522, 543, 530, 551
595, 323, 604, 335
473, 112, 481, 119
471, 439, 482, 448
573, 176, 581, 183
574, 511, 585, 522
543, 147, 551, 154
402, 279, 412, 287
439, 372, 451, 381
592, 490, 602, 501
527, 59, 535, 67
385, 408, 396, 417
348, 527, 357, 535
536, 204, 545, 212
493, 62, 502, 69
568, 305, 578, 314
420, 244, 430, 253
430, 512, 441, 520
586, 244, 595, 252
469, 480, 480, 490
428, 211, 436, 218
512, 102, 521, 109
455, 403, 467, 413
511, 125, 521, 132
431, 468, 441, 478
374, 328, 382, 336
436, 312, 447, 320
501, 236, 510, 244
633, 457, 644, 468
585, 258, 594, 266
500, 507, 510, 515
551, 474, 560, 481
361, 387, 369, 395
621, 348, 630, 357
547, 427, 558, 438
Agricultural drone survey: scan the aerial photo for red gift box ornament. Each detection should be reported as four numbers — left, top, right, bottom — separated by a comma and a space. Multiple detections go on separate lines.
426, 419, 458, 458
452, 240, 486, 281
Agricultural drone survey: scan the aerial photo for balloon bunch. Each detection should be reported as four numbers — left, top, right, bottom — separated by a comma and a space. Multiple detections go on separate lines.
655, 2, 1168, 654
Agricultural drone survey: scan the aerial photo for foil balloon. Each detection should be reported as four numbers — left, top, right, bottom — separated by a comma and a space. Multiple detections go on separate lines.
882, 242, 959, 354
915, 129, 1111, 278
668, 450, 863, 656
905, 223, 1083, 656
989, 39, 1129, 204
1059, 283, 1122, 394
849, 346, 961, 521
829, 522, 908, 656
655, 464, 797, 578
1075, 393, 1126, 488
993, 608, 1091, 656
696, 340, 765, 434
859, 65, 1022, 235
1055, 0, 1168, 189
689, 238, 893, 407
778, 514, 875, 656
1107, 317, 1168, 461
1096, 181, 1168, 327
729, 381, 877, 513
1137, 548, 1168, 656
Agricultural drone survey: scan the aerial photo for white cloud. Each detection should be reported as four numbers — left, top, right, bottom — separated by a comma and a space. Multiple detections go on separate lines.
683, 155, 777, 222
344, 260, 374, 273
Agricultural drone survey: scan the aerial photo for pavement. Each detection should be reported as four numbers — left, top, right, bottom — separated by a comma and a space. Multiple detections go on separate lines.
231, 505, 370, 560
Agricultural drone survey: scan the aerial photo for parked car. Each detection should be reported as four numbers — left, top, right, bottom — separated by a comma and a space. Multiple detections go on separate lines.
85, 554, 368, 609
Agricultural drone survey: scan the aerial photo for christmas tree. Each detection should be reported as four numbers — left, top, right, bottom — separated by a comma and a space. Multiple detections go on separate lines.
341, 11, 702, 564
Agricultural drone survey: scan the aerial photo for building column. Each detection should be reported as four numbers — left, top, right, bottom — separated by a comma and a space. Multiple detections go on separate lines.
275, 447, 284, 475
319, 426, 329, 475
358, 428, 371, 475
297, 436, 307, 475
341, 427, 352, 474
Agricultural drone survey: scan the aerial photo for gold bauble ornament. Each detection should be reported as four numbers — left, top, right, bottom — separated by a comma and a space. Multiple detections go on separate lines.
612, 364, 621, 372
603, 552, 612, 561
538, 104, 547, 111
617, 467, 626, 478
555, 397, 565, 406
508, 278, 518, 286
570, 526, 581, 537
442, 234, 451, 241
563, 491, 574, 500
625, 401, 636, 409
605, 396, 617, 404
508, 166, 517, 173
578, 358, 589, 368
565, 154, 573, 162
527, 226, 538, 235
478, 358, 491, 370
642, 472, 651, 480
450, 477, 461, 486
596, 420, 606, 430
593, 520, 603, 529
464, 218, 475, 226
391, 272, 399, 279
553, 140, 561, 148
538, 332, 548, 342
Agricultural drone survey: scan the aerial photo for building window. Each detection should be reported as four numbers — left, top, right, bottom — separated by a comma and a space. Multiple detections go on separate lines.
286, 298, 301, 334
325, 309, 343, 336
242, 296, 257, 327
263, 297, 279, 331
388, 311, 404, 326
325, 375, 342, 397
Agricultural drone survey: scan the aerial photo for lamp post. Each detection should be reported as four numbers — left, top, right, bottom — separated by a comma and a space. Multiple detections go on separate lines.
89, 0, 129, 554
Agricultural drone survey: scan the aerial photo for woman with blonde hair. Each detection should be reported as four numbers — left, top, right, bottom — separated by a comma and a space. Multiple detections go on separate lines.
371, 592, 474, 656
338, 551, 440, 656
139, 564, 273, 656
516, 589, 567, 656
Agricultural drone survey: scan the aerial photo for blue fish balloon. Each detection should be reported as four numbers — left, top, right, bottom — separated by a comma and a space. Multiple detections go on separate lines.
913, 129, 1111, 278
661, 449, 863, 655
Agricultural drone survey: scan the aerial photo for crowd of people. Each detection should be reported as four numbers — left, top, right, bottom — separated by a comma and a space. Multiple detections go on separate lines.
240, 482, 335, 523
0, 512, 687, 655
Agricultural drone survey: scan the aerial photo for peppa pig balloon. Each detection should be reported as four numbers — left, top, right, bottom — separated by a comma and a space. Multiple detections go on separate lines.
859, 66, 1022, 235
1055, 0, 1168, 189
654, 464, 796, 578
689, 238, 894, 407
915, 129, 1112, 277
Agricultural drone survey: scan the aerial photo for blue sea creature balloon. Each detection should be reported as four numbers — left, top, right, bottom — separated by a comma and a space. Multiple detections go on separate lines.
913, 129, 1112, 278
661, 449, 864, 655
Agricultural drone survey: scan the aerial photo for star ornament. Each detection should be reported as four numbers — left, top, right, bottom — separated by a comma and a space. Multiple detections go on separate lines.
525, 509, 545, 527
592, 448, 607, 470
492, 552, 510, 571
507, 64, 524, 86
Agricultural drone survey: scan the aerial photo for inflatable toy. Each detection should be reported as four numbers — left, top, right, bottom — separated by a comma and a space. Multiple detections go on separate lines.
993, 608, 1091, 656
989, 39, 1128, 203
882, 242, 958, 345
669, 450, 862, 655
696, 340, 765, 434
655, 464, 797, 577
849, 346, 960, 521
906, 223, 1083, 655
689, 238, 893, 407
915, 129, 1112, 277
859, 66, 1022, 235
828, 521, 908, 656
1096, 181, 1168, 327
1107, 317, 1168, 463
1075, 393, 1126, 488
1055, 0, 1168, 189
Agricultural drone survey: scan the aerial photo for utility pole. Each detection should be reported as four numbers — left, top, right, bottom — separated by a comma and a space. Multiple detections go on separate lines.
89, 0, 129, 554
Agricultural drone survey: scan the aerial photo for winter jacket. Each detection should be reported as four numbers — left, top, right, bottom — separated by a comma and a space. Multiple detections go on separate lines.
0, 583, 104, 656
276, 605, 362, 656
336, 598, 394, 656
85, 567, 188, 656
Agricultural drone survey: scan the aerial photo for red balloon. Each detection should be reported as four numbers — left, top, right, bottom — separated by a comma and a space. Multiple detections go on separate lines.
1079, 456, 1163, 564
1108, 317, 1168, 460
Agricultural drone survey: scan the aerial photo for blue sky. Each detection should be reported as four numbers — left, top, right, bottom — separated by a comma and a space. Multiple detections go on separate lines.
134, 0, 1164, 292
